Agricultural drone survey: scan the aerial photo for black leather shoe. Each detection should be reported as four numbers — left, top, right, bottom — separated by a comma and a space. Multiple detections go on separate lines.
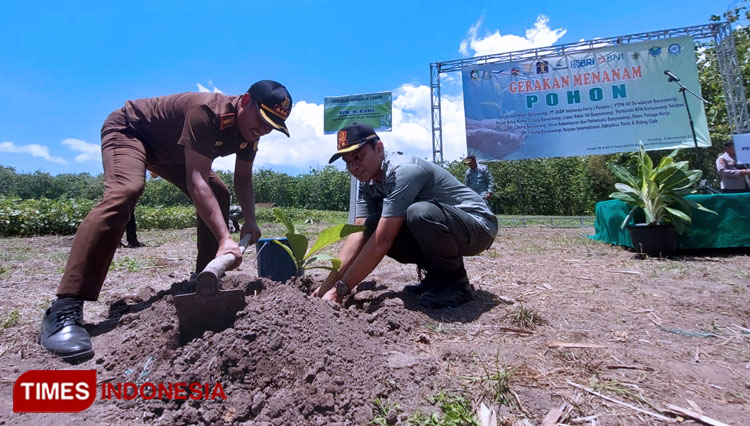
40, 299, 94, 363
403, 266, 437, 295
418, 272, 473, 309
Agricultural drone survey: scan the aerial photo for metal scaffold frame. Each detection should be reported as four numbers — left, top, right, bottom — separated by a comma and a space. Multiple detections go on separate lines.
429, 22, 748, 164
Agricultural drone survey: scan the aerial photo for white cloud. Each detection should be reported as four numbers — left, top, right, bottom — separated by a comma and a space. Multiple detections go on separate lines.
461, 15, 566, 57
0, 141, 67, 164
209, 84, 468, 173
61, 138, 101, 163
197, 83, 223, 93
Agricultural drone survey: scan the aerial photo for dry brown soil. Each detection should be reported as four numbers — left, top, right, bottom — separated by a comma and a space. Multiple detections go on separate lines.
0, 225, 748, 425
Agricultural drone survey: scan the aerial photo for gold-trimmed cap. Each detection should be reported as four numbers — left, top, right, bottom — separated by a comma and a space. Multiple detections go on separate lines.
328, 123, 379, 163
248, 80, 292, 137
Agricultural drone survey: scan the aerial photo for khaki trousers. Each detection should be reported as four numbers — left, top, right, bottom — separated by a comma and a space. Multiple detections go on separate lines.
57, 109, 230, 300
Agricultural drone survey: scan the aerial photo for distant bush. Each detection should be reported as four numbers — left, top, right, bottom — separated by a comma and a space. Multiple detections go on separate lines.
0, 197, 95, 236
0, 197, 350, 237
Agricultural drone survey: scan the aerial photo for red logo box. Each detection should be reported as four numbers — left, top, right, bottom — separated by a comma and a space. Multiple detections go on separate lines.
14, 370, 97, 413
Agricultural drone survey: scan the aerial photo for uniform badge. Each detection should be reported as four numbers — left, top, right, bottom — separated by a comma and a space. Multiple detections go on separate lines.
215, 141, 224, 147
337, 131, 348, 149
253, 140, 259, 151
240, 142, 248, 150
219, 113, 235, 131
272, 98, 292, 120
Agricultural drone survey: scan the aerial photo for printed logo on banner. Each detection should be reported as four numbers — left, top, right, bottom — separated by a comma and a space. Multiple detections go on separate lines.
14, 370, 97, 413
535, 61, 549, 74
552, 58, 568, 70
668, 43, 682, 55
597, 53, 624, 64
470, 70, 480, 81
631, 52, 641, 60
648, 46, 662, 57
510, 68, 521, 76
571, 58, 595, 68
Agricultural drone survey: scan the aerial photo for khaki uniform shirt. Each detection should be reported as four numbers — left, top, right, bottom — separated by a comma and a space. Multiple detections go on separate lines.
122, 92, 257, 167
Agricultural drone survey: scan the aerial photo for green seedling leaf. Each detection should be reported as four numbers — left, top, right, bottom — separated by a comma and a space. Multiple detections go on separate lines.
305, 223, 365, 260
285, 233, 308, 266
273, 207, 296, 234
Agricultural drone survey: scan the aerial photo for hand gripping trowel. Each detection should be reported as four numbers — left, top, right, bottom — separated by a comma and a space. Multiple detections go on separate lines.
174, 233, 251, 342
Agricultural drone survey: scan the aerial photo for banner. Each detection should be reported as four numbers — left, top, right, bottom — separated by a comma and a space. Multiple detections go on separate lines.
461, 36, 710, 161
733, 133, 750, 164
324, 92, 392, 134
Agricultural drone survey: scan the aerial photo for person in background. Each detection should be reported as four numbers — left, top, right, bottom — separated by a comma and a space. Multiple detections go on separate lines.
716, 141, 750, 193
464, 154, 494, 203
123, 209, 142, 248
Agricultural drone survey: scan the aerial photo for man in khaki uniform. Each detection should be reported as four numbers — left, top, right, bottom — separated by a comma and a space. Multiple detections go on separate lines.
40, 80, 292, 362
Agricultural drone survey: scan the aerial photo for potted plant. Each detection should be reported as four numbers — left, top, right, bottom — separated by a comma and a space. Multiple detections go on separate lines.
270, 208, 365, 275
608, 143, 716, 256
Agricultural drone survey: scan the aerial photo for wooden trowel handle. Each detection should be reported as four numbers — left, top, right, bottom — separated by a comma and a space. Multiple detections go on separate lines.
197, 234, 253, 292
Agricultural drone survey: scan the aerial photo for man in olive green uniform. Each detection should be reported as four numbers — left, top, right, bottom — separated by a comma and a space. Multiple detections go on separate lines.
464, 155, 494, 202
315, 123, 498, 309
40, 80, 292, 362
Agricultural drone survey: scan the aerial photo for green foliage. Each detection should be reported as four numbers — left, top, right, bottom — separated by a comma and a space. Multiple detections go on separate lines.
370, 398, 400, 426
508, 305, 545, 330
406, 392, 480, 426
134, 205, 196, 229
271, 208, 364, 275
138, 177, 191, 206
254, 166, 351, 210
608, 144, 716, 234
446, 157, 602, 215
0, 197, 196, 236
0, 197, 96, 236
1, 310, 20, 333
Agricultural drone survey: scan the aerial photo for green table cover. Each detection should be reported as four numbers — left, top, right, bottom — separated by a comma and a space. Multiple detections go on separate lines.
591, 193, 750, 249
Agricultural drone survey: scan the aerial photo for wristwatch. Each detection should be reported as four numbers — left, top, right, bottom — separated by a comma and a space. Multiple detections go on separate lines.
335, 280, 350, 297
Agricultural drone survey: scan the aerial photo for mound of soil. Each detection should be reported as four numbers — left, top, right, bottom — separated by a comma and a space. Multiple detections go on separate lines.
95, 276, 438, 425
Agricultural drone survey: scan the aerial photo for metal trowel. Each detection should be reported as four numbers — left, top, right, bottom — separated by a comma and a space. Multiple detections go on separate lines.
174, 233, 251, 342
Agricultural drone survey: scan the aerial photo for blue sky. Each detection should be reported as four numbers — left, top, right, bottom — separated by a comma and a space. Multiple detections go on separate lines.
0, 0, 734, 176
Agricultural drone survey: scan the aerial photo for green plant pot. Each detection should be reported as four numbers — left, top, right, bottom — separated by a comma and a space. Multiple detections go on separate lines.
627, 223, 677, 257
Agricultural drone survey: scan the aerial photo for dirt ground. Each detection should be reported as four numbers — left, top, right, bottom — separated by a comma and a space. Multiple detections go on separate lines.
0, 225, 748, 425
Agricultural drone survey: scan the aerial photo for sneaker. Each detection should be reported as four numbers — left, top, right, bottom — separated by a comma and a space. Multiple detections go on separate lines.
403, 266, 437, 295
417, 271, 473, 309
40, 298, 94, 363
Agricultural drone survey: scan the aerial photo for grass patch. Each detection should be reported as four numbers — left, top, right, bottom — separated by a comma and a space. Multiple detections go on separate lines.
406, 392, 479, 426
464, 348, 519, 407
370, 398, 400, 425
425, 322, 453, 334
109, 256, 156, 272
507, 305, 545, 329
1, 310, 20, 334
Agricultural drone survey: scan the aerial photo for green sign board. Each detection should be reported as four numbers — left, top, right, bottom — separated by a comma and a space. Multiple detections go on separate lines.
324, 91, 392, 134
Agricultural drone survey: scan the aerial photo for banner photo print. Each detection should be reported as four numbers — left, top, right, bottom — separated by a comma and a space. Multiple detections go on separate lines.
461, 36, 710, 161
